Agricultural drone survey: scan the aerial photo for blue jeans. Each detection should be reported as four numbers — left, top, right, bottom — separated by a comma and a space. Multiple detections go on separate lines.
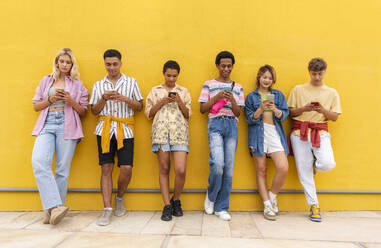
31, 111, 77, 210
207, 117, 238, 212
152, 135, 189, 153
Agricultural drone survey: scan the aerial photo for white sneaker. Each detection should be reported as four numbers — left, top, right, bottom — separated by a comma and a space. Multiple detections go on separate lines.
97, 209, 113, 226
264, 205, 276, 221
204, 191, 214, 215
114, 195, 126, 217
268, 195, 279, 215
215, 211, 231, 221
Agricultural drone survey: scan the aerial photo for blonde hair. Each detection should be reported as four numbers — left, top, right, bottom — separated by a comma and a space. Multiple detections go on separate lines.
52, 48, 80, 81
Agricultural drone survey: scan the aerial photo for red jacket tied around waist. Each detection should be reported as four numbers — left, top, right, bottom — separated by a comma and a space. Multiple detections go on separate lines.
288, 120, 328, 155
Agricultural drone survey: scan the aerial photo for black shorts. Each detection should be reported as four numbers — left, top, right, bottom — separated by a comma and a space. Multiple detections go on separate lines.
97, 135, 134, 167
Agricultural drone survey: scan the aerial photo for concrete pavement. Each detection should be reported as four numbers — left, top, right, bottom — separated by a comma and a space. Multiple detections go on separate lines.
0, 210, 380, 248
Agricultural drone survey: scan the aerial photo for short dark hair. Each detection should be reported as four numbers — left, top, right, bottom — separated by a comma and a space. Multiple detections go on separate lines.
104, 49, 122, 60
308, 58, 327, 71
163, 60, 180, 73
256, 65, 276, 89
215, 51, 235, 65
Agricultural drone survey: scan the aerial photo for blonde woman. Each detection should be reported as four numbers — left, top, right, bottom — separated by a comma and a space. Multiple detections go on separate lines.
31, 48, 88, 225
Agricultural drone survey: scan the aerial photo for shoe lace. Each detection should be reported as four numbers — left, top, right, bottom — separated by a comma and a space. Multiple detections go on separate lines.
164, 205, 171, 214
311, 206, 319, 215
173, 200, 181, 208
102, 210, 112, 218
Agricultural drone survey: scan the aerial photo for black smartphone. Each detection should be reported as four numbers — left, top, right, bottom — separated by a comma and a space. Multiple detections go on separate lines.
168, 92, 177, 97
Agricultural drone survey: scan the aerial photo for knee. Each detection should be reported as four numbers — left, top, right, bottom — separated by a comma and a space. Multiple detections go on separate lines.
120, 166, 133, 176
159, 163, 170, 175
316, 160, 335, 172
32, 155, 48, 174
101, 164, 113, 176
175, 168, 186, 179
278, 164, 289, 176
256, 165, 267, 178
212, 163, 224, 176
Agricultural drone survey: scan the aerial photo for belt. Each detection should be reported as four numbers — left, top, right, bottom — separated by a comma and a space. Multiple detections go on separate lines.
48, 107, 64, 112
215, 115, 235, 119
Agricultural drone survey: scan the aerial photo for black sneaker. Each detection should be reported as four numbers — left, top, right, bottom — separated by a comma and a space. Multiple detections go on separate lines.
161, 205, 172, 221
171, 197, 183, 217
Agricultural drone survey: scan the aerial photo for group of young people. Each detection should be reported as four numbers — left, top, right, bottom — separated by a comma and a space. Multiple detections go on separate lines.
31, 48, 341, 226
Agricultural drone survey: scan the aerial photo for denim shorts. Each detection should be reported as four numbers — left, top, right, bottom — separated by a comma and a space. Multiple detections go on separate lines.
152, 136, 189, 153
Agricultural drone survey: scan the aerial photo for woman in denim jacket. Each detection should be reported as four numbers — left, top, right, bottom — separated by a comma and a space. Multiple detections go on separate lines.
245, 65, 289, 221
31, 48, 88, 225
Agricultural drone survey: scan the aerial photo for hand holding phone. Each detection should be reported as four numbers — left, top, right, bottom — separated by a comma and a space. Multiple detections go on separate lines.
103, 90, 116, 101
168, 92, 177, 97
311, 102, 320, 106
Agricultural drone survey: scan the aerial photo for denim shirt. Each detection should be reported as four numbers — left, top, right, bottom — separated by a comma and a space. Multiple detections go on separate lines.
244, 89, 289, 156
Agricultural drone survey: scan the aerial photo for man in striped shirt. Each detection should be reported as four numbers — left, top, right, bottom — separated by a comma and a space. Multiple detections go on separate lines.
89, 49, 143, 226
199, 51, 245, 221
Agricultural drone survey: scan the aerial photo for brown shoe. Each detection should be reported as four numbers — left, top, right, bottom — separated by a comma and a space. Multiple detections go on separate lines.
42, 209, 52, 224
50, 206, 69, 225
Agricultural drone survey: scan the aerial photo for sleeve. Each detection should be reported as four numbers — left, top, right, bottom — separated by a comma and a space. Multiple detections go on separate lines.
198, 82, 210, 103
287, 87, 298, 108
79, 83, 89, 110
144, 89, 155, 120
244, 93, 261, 125
184, 89, 192, 117
330, 90, 342, 114
132, 79, 144, 101
32, 78, 46, 103
89, 82, 100, 105
237, 87, 245, 107
277, 91, 289, 122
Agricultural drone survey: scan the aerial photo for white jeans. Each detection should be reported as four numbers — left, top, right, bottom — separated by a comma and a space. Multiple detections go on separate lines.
291, 132, 336, 206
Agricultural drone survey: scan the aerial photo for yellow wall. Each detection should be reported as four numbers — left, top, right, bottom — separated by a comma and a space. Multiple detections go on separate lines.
1, 0, 381, 211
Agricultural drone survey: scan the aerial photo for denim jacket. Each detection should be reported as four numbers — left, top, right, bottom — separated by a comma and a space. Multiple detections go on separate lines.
244, 89, 289, 156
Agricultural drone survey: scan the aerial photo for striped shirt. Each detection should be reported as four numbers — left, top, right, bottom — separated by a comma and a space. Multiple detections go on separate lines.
89, 74, 143, 139
198, 79, 245, 119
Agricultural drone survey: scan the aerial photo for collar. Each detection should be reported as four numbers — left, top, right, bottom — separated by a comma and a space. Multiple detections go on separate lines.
103, 74, 125, 85
253, 88, 275, 95
157, 83, 182, 92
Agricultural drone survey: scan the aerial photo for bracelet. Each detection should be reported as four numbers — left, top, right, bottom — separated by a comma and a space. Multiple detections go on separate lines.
102, 94, 107, 101
47, 97, 52, 104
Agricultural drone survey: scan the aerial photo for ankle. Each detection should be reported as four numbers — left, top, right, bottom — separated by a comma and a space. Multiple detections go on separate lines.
268, 190, 277, 201
263, 200, 272, 208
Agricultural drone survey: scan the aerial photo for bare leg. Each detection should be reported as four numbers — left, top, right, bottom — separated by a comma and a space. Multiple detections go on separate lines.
269, 151, 289, 194
157, 149, 171, 205
117, 165, 132, 198
100, 163, 114, 208
253, 154, 269, 201
172, 151, 187, 200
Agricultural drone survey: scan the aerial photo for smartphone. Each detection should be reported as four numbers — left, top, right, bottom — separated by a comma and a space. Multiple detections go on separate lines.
266, 94, 275, 101
55, 86, 65, 92
311, 102, 320, 106
168, 92, 177, 97
104, 90, 116, 95
223, 86, 232, 91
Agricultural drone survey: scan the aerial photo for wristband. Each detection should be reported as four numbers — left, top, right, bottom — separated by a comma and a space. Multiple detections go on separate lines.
48, 97, 53, 104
